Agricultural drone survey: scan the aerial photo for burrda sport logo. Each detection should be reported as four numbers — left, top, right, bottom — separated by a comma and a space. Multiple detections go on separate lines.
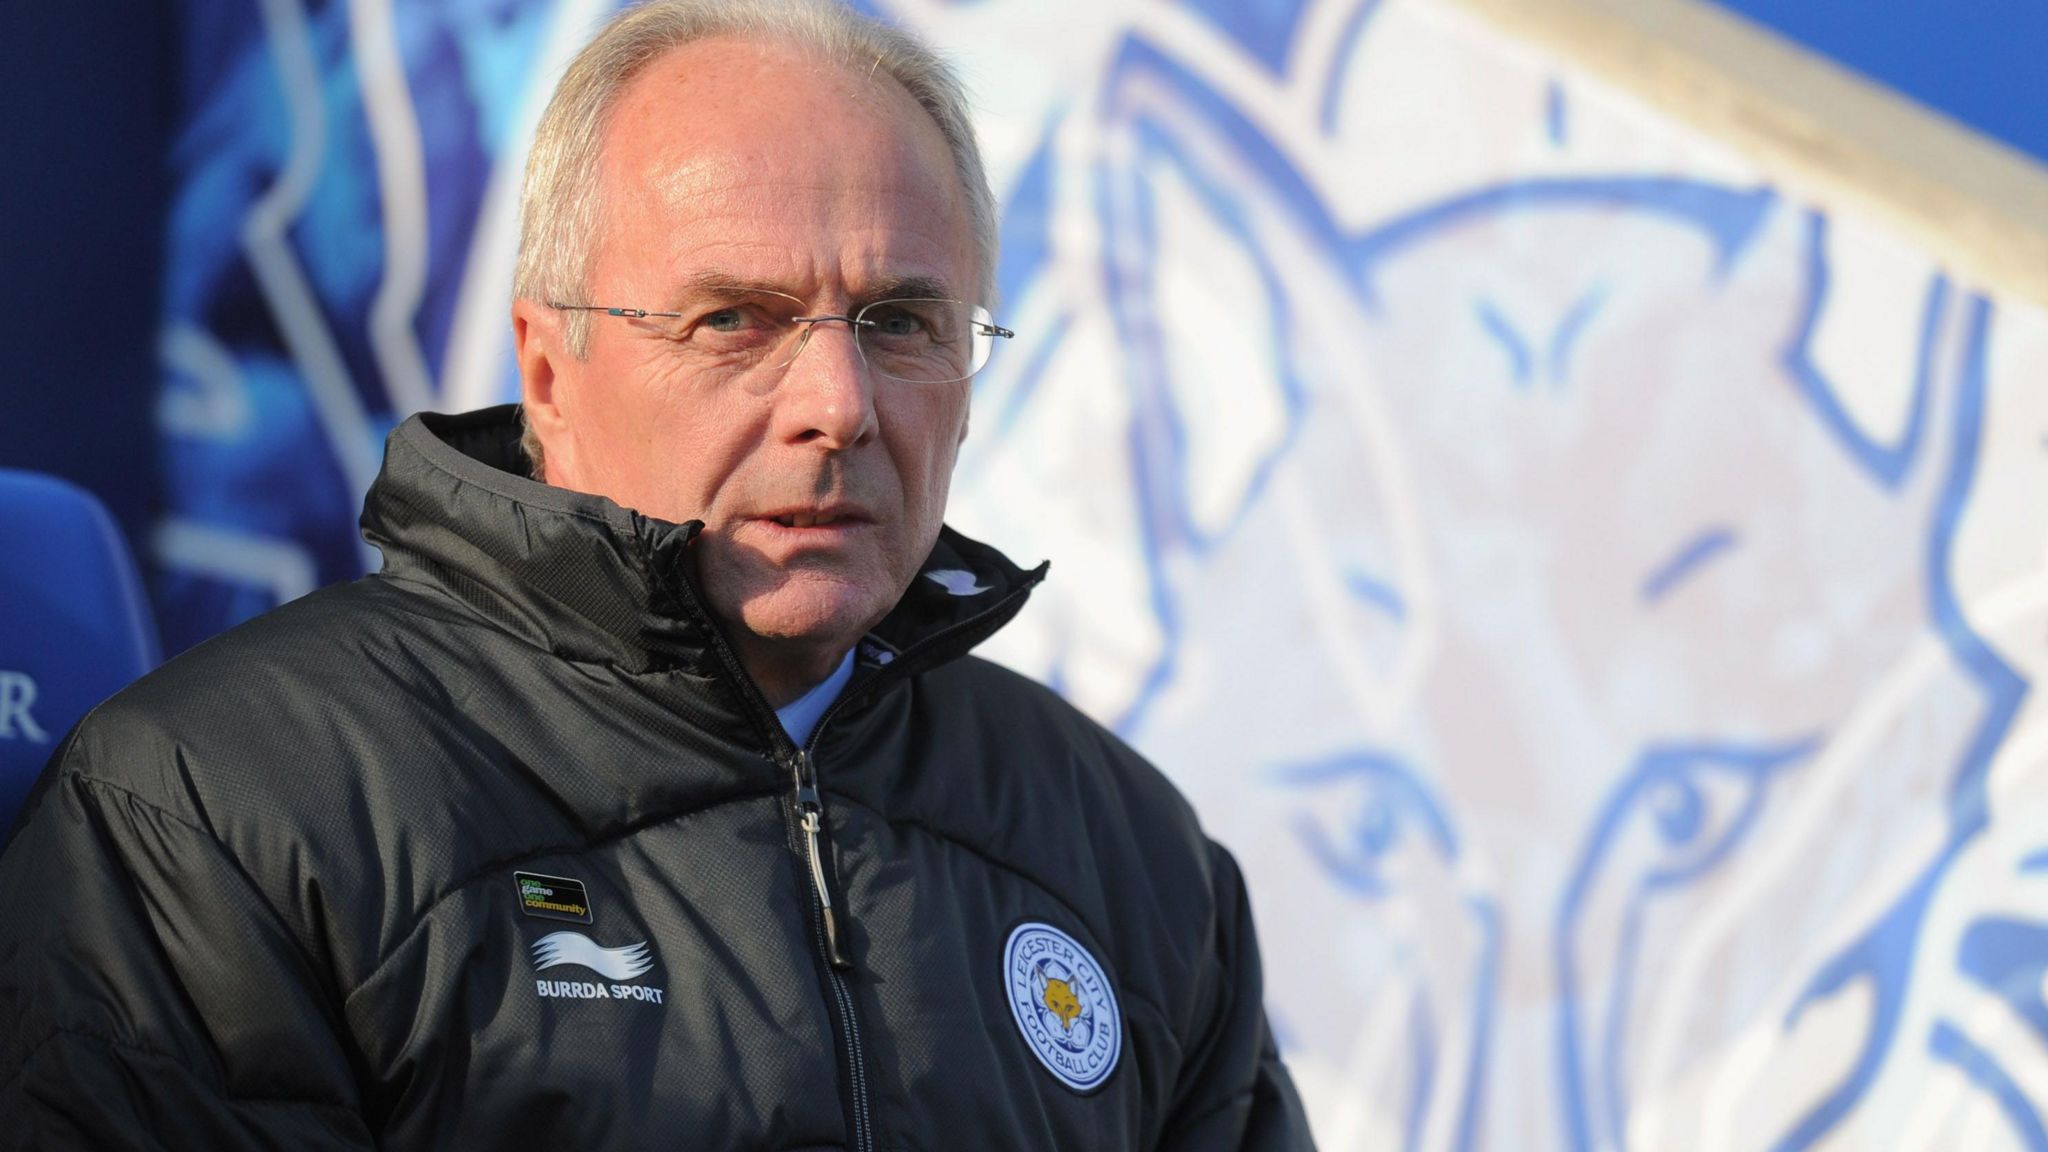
531, 930, 666, 1005
1005, 922, 1121, 1092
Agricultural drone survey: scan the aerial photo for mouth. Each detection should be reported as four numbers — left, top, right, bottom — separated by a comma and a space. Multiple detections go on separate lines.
752, 504, 873, 532
770, 511, 853, 529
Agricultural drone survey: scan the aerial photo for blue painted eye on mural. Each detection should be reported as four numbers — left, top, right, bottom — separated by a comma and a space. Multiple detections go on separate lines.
1555, 738, 1820, 1152
1275, 751, 1498, 1152
1279, 751, 1458, 900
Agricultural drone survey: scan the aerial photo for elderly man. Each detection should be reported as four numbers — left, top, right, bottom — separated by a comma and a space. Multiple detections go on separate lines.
0, 1, 1310, 1148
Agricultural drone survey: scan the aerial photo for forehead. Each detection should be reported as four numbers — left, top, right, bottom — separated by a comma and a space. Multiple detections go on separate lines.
593, 35, 974, 297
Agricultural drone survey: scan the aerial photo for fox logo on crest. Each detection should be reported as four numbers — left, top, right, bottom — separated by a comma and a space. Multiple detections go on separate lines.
1006, 922, 1121, 1093
1040, 973, 1083, 1031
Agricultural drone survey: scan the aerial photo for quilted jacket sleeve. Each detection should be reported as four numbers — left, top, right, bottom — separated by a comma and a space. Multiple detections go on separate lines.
1158, 842, 1317, 1151
0, 737, 374, 1151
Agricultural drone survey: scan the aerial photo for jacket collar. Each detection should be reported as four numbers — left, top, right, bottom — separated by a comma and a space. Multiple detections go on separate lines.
360, 406, 1045, 689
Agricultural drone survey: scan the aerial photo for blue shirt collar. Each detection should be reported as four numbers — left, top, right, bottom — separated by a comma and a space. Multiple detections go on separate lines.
774, 647, 857, 747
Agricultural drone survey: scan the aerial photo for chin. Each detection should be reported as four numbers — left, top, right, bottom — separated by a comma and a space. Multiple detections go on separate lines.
730, 581, 889, 649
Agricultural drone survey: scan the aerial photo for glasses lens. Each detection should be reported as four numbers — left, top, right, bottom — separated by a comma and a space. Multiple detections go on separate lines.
855, 299, 993, 383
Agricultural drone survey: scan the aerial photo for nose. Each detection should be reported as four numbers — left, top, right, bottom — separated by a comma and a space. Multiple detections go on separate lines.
772, 316, 878, 450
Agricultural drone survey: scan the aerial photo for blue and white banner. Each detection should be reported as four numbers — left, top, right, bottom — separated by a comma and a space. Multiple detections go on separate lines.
155, 1, 2048, 1148
156, 0, 606, 650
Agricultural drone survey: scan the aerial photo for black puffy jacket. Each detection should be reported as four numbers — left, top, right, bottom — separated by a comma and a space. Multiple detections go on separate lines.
0, 406, 1312, 1150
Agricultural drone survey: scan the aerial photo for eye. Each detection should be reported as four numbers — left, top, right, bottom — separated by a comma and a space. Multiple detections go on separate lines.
863, 302, 931, 339
1619, 738, 1818, 886
678, 302, 784, 353
1274, 752, 1458, 900
1956, 913, 2048, 1052
701, 307, 750, 333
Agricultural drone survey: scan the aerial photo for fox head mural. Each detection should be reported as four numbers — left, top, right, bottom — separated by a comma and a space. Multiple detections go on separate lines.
948, 2, 2043, 1148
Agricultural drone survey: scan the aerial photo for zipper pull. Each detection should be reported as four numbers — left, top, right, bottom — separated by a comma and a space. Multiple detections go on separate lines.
803, 808, 852, 970
791, 751, 853, 970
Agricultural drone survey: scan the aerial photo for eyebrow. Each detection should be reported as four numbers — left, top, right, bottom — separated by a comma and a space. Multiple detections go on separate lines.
1639, 526, 1739, 606
669, 272, 799, 303
670, 270, 961, 305
859, 273, 957, 303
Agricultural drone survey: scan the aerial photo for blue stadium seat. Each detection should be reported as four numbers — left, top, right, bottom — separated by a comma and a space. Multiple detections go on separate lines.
0, 470, 159, 841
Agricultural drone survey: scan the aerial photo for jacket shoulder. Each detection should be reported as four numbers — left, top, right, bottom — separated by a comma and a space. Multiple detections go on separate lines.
31, 575, 558, 991
933, 655, 1204, 842
55, 576, 480, 817
900, 655, 1224, 965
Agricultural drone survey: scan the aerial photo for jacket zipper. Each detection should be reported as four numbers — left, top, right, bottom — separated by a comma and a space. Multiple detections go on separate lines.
790, 748, 851, 969
659, 575, 876, 1152
772, 578, 1039, 1152
783, 745, 872, 1152
781, 573, 1037, 973
665, 541, 1040, 1152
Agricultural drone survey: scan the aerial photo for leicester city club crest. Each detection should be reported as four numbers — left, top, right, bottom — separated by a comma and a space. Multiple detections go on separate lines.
1004, 922, 1122, 1092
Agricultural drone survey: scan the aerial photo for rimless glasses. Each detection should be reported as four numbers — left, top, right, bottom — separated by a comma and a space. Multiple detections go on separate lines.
550, 289, 1014, 386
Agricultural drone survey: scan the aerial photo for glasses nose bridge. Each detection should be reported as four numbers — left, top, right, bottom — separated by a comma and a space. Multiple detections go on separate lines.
781, 310, 869, 370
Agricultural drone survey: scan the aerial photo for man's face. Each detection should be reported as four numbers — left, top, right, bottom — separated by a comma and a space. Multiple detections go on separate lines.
522, 37, 977, 687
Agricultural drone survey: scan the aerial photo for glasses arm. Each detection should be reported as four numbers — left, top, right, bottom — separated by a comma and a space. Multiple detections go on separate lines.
546, 303, 686, 320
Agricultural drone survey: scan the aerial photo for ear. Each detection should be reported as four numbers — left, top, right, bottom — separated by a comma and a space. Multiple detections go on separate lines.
1095, 36, 1355, 552
512, 298, 571, 483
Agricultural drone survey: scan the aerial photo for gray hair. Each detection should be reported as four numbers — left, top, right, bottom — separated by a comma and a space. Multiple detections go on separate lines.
513, 0, 999, 478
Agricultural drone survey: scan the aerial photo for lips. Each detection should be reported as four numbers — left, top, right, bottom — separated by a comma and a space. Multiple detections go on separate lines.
752, 504, 873, 531
772, 511, 847, 528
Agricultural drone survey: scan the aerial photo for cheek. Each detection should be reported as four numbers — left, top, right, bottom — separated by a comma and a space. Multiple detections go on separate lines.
568, 353, 758, 514
568, 350, 667, 442
903, 392, 970, 511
